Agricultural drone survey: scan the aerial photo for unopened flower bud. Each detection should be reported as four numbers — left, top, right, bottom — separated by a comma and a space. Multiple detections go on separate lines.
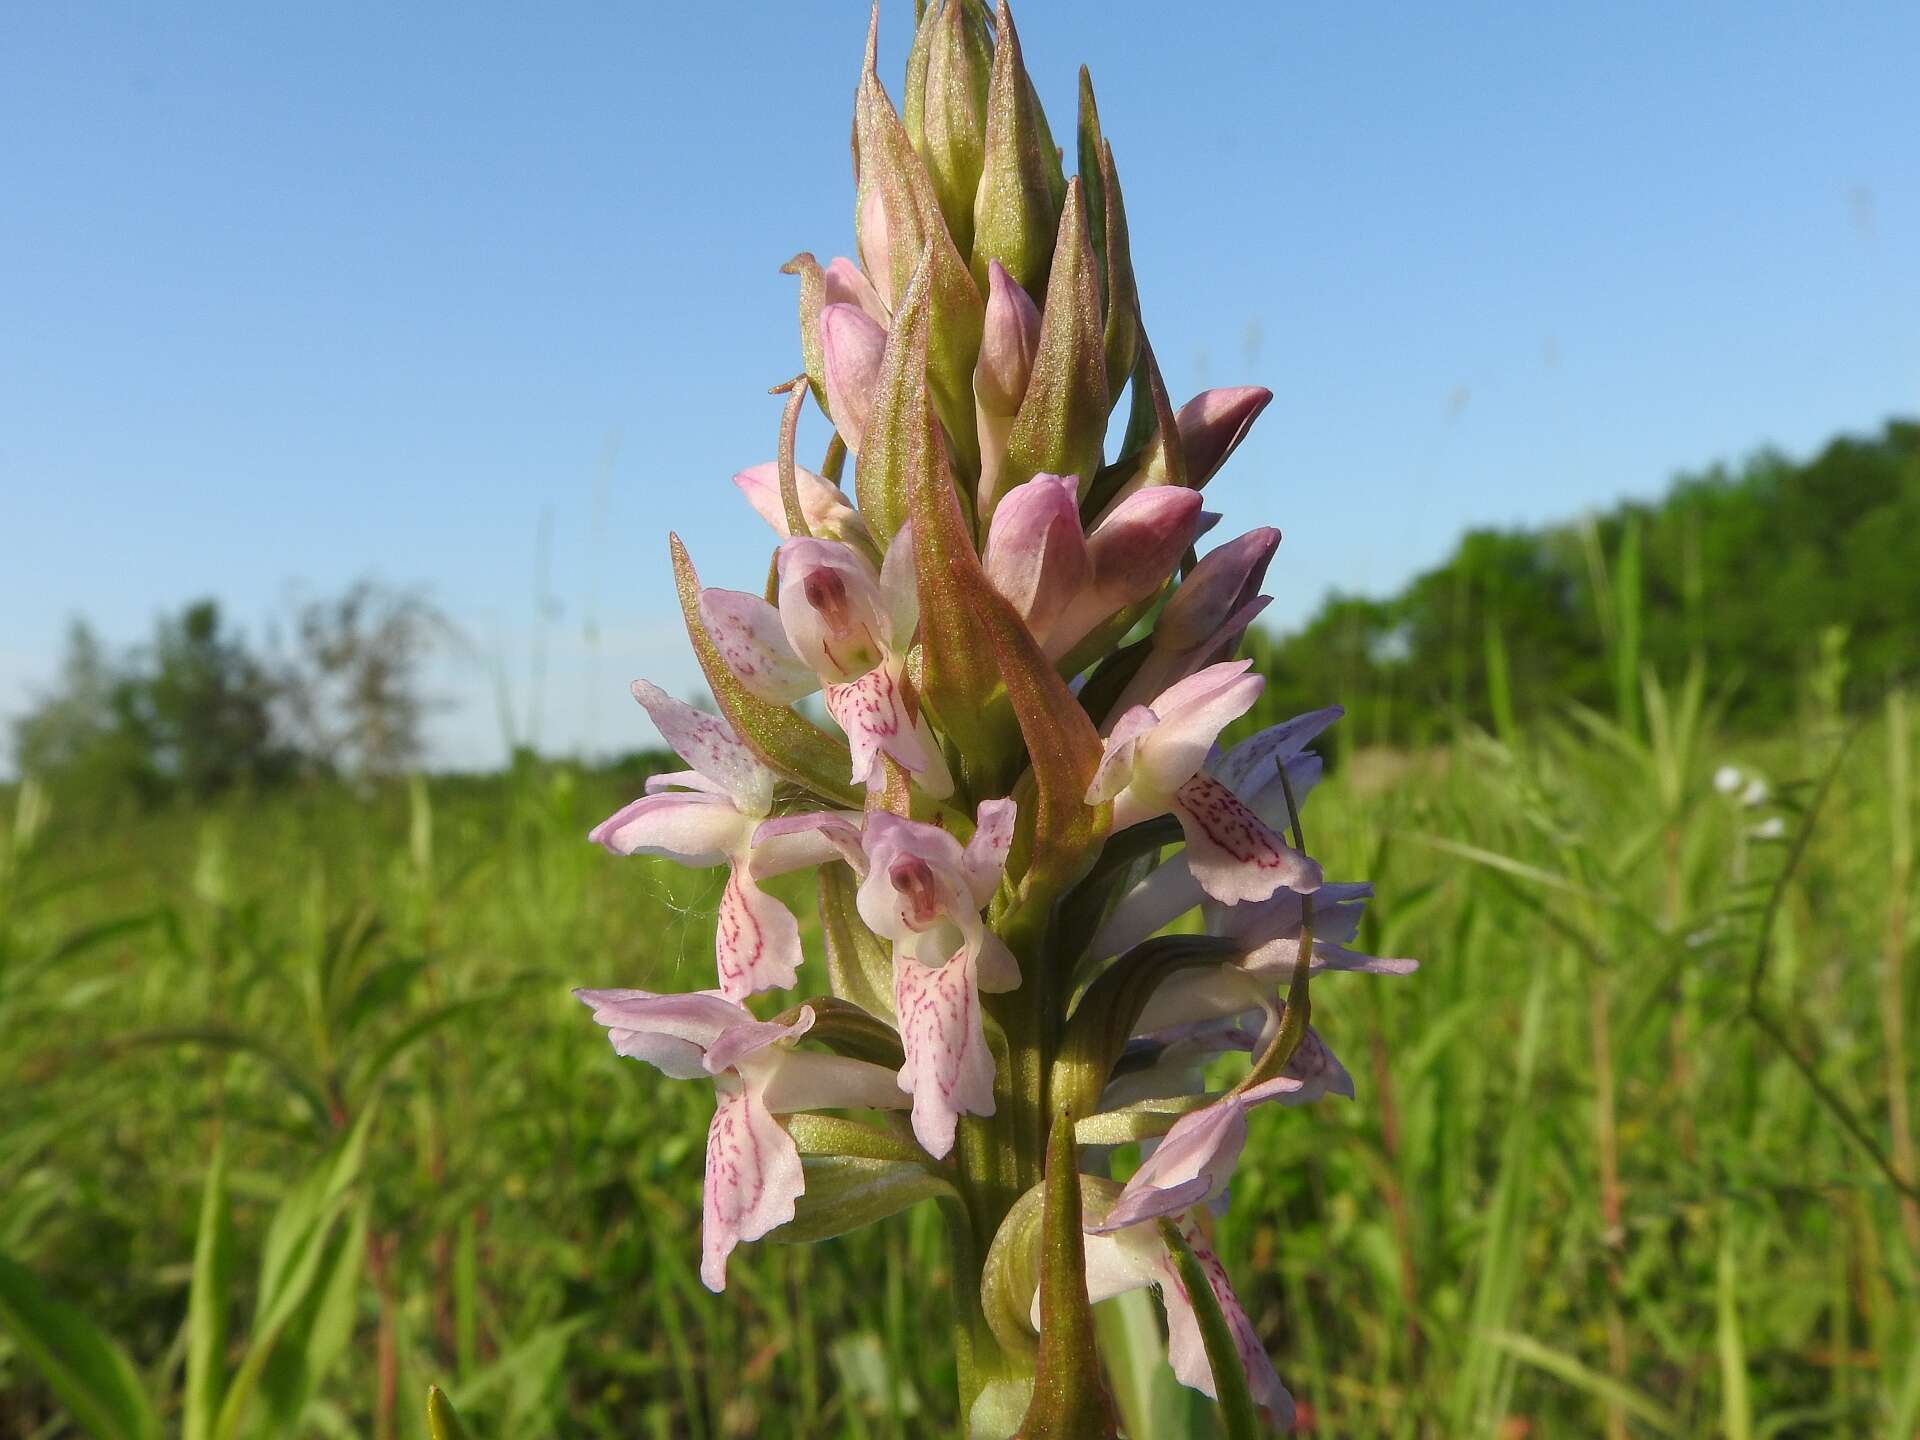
1175, 387, 1272, 489
824, 254, 889, 325
983, 474, 1090, 631
974, 259, 1042, 418
974, 258, 1043, 518
916, 0, 994, 256
1084, 487, 1204, 608
971, 0, 1065, 298
821, 302, 889, 456
1155, 528, 1279, 653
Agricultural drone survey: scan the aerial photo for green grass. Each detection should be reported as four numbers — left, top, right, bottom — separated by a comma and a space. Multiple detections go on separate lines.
2, 691, 1917, 1437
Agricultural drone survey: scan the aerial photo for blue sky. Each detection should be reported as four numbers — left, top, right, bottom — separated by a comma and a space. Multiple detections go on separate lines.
4, 2, 1916, 769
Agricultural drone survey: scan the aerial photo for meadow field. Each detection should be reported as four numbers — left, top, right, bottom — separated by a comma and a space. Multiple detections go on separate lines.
3, 669, 1916, 1438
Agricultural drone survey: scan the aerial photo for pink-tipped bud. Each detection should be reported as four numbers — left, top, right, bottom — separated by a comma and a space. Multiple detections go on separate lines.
973, 259, 1042, 418
1175, 387, 1273, 489
982, 474, 1090, 634
1156, 527, 1280, 651
820, 303, 889, 456
823, 254, 889, 325
1085, 487, 1206, 608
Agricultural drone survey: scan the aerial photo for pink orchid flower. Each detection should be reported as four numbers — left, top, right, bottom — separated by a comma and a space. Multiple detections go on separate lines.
1085, 660, 1322, 904
588, 682, 855, 999
575, 989, 906, 1291
851, 803, 1018, 1158
983, 474, 1203, 660
1091, 1027, 1352, 1236
696, 528, 955, 798
1092, 704, 1350, 957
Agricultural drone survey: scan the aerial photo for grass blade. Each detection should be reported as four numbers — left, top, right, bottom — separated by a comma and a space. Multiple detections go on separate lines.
184, 1139, 234, 1440
0, 1251, 161, 1440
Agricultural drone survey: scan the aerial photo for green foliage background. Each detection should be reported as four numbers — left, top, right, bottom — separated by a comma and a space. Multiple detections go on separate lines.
3, 422, 1919, 1435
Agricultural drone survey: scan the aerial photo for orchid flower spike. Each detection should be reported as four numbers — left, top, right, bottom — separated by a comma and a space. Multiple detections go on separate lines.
576, 6, 1413, 1424
575, 989, 906, 1291
589, 683, 855, 999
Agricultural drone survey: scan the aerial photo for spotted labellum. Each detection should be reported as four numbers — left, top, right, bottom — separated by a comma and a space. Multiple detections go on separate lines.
575, 4, 1413, 1433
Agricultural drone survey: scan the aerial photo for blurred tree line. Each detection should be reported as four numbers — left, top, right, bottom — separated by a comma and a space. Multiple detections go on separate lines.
1245, 418, 1920, 747
12, 420, 1915, 800
11, 583, 450, 804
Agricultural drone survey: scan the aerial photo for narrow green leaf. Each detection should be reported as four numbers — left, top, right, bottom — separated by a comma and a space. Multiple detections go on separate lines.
1016, 1112, 1117, 1438
1716, 1228, 1752, 1440
1095, 140, 1138, 410
1156, 1221, 1259, 1440
898, 254, 1029, 793
183, 1140, 234, 1440
1485, 1330, 1682, 1436
915, 0, 993, 255
0, 1252, 160, 1440
257, 1197, 367, 1431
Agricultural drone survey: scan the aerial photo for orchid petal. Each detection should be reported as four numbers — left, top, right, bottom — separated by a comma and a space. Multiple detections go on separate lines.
1091, 857, 1205, 961
701, 1004, 815, 1076
777, 537, 891, 684
629, 680, 775, 814
854, 813, 977, 961
821, 302, 889, 455
1211, 705, 1344, 797
876, 521, 920, 649
1172, 774, 1322, 903
731, 462, 868, 544
1135, 662, 1264, 797
981, 474, 1089, 631
643, 768, 726, 797
1084, 705, 1157, 807
894, 947, 996, 1158
962, 798, 1017, 907
715, 868, 805, 1000
825, 665, 953, 797
574, 988, 748, 1064
747, 812, 866, 880
974, 258, 1041, 418
588, 790, 753, 867
700, 1077, 805, 1291
823, 254, 889, 325
750, 1049, 911, 1114
1159, 1219, 1294, 1423
1173, 387, 1273, 490
697, 589, 820, 706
